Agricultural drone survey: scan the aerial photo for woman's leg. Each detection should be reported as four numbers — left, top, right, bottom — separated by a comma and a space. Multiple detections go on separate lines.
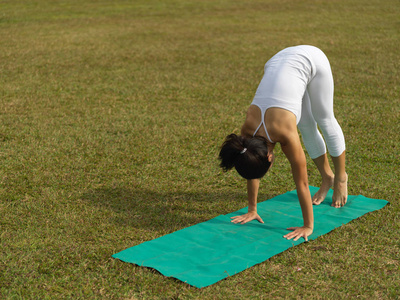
312, 154, 335, 205
298, 91, 334, 205
331, 152, 348, 207
306, 49, 347, 206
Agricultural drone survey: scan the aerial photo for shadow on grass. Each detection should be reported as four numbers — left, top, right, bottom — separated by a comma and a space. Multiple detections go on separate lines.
81, 186, 271, 233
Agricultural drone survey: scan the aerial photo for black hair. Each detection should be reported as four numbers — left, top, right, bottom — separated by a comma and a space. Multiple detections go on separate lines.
218, 133, 272, 180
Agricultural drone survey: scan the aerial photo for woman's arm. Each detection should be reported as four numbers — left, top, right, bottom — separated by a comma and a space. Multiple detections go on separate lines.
230, 179, 265, 224
281, 132, 314, 241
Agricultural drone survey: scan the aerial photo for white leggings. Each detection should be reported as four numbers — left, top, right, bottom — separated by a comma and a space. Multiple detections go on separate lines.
298, 48, 346, 159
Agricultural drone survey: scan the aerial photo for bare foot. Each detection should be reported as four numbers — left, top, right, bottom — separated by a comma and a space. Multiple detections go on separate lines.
312, 175, 334, 205
332, 173, 348, 208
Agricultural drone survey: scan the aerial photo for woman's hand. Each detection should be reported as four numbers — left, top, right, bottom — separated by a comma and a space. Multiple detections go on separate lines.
284, 226, 313, 241
231, 212, 264, 224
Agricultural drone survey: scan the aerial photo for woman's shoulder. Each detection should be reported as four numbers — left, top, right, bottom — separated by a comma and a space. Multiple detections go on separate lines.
241, 106, 262, 136
265, 108, 297, 142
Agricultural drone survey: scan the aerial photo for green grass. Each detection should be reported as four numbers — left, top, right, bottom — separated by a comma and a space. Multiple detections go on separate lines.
1, 0, 399, 298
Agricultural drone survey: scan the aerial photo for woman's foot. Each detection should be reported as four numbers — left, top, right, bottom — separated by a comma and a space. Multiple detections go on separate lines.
332, 173, 348, 208
312, 174, 334, 205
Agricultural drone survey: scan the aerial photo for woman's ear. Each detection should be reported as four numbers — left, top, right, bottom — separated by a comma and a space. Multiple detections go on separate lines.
267, 153, 275, 164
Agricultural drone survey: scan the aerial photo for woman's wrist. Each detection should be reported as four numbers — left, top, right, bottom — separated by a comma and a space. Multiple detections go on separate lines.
248, 204, 257, 212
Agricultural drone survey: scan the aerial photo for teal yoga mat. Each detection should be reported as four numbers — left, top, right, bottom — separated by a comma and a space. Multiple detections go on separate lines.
112, 186, 388, 288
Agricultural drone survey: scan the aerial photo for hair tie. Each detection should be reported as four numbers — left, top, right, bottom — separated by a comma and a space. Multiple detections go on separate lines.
240, 148, 247, 154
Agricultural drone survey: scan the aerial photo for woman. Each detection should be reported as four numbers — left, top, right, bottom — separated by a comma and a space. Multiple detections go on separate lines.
219, 45, 347, 241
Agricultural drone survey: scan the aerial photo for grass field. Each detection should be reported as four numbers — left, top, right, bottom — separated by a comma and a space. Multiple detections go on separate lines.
1, 0, 399, 298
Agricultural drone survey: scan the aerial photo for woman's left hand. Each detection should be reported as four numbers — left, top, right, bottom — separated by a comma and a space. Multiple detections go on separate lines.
284, 226, 313, 241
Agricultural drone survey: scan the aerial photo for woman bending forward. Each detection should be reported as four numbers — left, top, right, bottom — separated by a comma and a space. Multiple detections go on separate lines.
219, 45, 348, 241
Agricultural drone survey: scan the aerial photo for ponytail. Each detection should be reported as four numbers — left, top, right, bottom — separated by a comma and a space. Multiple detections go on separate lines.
219, 134, 247, 171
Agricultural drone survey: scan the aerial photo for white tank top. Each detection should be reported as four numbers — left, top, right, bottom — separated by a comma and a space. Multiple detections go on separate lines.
251, 45, 317, 143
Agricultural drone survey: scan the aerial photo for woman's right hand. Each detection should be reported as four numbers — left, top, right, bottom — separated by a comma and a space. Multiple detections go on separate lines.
231, 212, 264, 224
